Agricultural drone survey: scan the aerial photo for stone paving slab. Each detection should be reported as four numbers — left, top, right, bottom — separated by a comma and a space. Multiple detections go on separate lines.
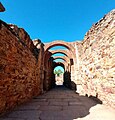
0, 118, 25, 120
0, 85, 115, 120
31, 101, 49, 106
14, 103, 40, 111
62, 98, 80, 102
8, 110, 41, 118
49, 101, 68, 106
39, 105, 62, 111
68, 101, 83, 105
47, 98, 63, 102
40, 111, 77, 120
32, 98, 47, 102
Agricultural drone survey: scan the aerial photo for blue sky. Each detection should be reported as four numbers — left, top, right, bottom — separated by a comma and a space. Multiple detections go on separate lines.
1, 0, 115, 43
0, 0, 114, 71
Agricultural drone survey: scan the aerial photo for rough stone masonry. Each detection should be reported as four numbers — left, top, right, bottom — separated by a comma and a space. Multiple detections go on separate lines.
0, 9, 115, 115
78, 10, 115, 108
0, 20, 44, 114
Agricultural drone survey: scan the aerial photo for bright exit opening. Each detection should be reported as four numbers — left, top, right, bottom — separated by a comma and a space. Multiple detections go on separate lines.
54, 66, 64, 85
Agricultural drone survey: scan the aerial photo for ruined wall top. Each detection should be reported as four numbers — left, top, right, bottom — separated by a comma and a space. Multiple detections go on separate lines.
0, 2, 5, 12
83, 9, 115, 44
33, 39, 44, 49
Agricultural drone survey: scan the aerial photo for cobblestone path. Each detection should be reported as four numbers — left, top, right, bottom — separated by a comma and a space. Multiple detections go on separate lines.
0, 86, 115, 120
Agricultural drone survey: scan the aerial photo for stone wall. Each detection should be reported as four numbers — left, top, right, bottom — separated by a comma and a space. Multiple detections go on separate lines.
78, 10, 115, 108
0, 20, 44, 114
8, 24, 38, 58
33, 39, 45, 93
45, 57, 55, 90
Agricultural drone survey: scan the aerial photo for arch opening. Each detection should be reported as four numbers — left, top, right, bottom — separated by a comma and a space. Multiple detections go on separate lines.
45, 41, 73, 51
53, 56, 70, 64
50, 46, 67, 50
54, 59, 65, 63
52, 53, 66, 57
54, 66, 64, 85
49, 49, 70, 57
52, 62, 72, 88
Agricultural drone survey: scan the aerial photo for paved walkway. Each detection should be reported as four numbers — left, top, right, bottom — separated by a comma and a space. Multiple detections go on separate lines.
0, 85, 115, 120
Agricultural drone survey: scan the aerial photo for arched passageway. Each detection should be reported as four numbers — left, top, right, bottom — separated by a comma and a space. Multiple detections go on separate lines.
43, 40, 77, 90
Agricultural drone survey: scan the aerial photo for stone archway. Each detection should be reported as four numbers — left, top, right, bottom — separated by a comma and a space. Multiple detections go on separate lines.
49, 49, 71, 58
44, 40, 75, 54
53, 56, 70, 63
53, 62, 65, 86
43, 40, 77, 90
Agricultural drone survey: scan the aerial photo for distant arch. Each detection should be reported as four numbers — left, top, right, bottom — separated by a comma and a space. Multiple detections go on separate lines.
53, 56, 69, 63
53, 62, 65, 70
49, 49, 72, 58
44, 40, 75, 53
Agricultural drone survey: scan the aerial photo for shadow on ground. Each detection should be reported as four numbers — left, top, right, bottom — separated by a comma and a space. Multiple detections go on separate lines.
0, 85, 105, 120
